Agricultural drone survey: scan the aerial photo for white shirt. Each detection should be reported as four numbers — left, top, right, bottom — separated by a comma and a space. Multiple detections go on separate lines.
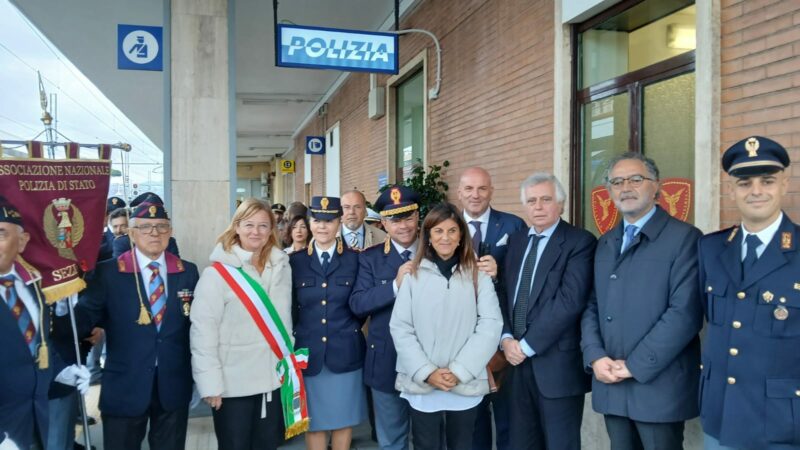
464, 207, 492, 243
0, 266, 39, 332
135, 248, 168, 298
741, 212, 783, 260
391, 239, 419, 296
314, 243, 336, 266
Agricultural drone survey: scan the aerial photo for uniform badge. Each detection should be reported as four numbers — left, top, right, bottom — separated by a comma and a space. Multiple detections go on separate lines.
763, 291, 774, 303
178, 289, 193, 317
782, 232, 792, 249
390, 188, 402, 205
321, 197, 329, 210
793, 283, 800, 291
149, 205, 157, 218
774, 305, 789, 321
727, 227, 739, 243
745, 137, 760, 158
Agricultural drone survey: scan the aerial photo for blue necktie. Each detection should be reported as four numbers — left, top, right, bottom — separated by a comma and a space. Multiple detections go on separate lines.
512, 235, 544, 339
348, 232, 360, 249
621, 224, 638, 254
1, 275, 36, 355
401, 250, 412, 262
147, 262, 166, 330
742, 234, 762, 278
321, 252, 330, 273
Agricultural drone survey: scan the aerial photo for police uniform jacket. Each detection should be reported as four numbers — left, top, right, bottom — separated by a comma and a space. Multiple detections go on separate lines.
350, 242, 410, 393
581, 206, 703, 422
0, 261, 62, 449
699, 214, 800, 449
75, 249, 199, 417
290, 245, 364, 377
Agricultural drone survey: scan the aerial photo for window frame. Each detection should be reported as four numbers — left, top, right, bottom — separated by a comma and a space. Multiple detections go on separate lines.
386, 50, 428, 184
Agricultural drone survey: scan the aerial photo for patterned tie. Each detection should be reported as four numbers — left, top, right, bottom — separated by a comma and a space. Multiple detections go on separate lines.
147, 262, 166, 330
512, 235, 544, 339
401, 250, 412, 262
1, 275, 36, 355
321, 252, 330, 273
621, 224, 639, 254
470, 220, 482, 255
742, 234, 762, 278
348, 232, 360, 249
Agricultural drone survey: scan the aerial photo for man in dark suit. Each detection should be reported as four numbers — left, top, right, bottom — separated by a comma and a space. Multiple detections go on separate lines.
350, 186, 420, 450
0, 196, 85, 450
74, 198, 199, 450
699, 136, 800, 449
581, 153, 703, 450
500, 173, 595, 450
457, 167, 525, 450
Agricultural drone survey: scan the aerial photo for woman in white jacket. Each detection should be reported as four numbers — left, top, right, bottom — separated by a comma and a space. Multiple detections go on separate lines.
190, 198, 293, 450
390, 202, 503, 450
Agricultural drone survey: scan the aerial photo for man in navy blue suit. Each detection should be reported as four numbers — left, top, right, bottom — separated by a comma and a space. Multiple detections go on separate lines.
457, 167, 525, 450
74, 197, 199, 450
350, 186, 420, 450
501, 173, 595, 450
0, 196, 86, 450
699, 136, 800, 449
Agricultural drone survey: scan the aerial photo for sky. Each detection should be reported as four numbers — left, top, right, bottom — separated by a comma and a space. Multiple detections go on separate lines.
0, 0, 163, 196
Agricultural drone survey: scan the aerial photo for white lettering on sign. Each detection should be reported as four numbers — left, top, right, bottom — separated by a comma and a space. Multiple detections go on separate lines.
287, 36, 390, 63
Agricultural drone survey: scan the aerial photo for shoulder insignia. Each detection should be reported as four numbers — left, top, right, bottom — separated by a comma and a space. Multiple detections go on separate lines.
176, 259, 184, 272
794, 283, 800, 291
782, 232, 792, 249
384, 236, 391, 255
727, 227, 739, 243
336, 236, 343, 255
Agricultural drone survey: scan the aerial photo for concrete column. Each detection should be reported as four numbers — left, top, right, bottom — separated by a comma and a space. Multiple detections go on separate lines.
170, 0, 231, 267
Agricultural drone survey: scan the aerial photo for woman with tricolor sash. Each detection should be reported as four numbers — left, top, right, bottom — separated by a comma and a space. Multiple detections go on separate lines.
289, 196, 367, 450
190, 198, 307, 450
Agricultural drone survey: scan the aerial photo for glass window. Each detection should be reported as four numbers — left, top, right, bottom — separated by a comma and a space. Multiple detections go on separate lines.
396, 70, 424, 181
580, 2, 695, 88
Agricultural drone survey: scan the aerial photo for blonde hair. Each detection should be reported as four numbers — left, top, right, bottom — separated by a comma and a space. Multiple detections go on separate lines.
217, 198, 278, 268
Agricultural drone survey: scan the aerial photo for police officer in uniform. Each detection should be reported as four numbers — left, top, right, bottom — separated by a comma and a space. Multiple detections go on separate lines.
290, 196, 367, 450
350, 186, 420, 450
699, 136, 800, 450
74, 198, 199, 450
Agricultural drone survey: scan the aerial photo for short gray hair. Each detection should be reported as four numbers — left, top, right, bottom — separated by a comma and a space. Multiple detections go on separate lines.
519, 172, 567, 204
604, 152, 660, 185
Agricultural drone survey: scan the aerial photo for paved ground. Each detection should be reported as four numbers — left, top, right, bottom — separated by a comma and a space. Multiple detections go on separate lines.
75, 385, 379, 449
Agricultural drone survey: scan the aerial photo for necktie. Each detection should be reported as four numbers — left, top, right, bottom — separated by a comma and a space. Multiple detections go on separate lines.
1, 275, 36, 355
512, 235, 544, 339
348, 232, 360, 249
470, 220, 482, 255
621, 224, 639, 254
147, 262, 166, 330
401, 250, 412, 262
321, 252, 330, 273
742, 234, 762, 277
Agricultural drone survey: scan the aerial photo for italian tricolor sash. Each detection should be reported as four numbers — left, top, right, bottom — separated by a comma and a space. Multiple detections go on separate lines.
212, 262, 310, 438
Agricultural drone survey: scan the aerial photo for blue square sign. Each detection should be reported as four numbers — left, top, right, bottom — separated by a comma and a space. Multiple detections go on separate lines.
118, 24, 163, 71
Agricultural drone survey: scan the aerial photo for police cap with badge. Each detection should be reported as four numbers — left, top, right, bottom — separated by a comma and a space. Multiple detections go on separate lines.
307, 196, 343, 255
374, 185, 420, 220
722, 135, 790, 177
0, 195, 24, 227
106, 196, 127, 214
131, 195, 170, 220
272, 203, 287, 215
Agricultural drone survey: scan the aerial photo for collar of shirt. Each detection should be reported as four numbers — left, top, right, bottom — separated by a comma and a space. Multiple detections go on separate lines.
741, 212, 783, 259
343, 224, 364, 238
528, 218, 560, 239
314, 243, 336, 265
464, 207, 492, 235
391, 239, 419, 259
623, 205, 658, 235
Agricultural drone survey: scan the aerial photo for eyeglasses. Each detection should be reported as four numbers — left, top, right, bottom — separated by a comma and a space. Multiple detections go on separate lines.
607, 175, 655, 189
132, 224, 171, 234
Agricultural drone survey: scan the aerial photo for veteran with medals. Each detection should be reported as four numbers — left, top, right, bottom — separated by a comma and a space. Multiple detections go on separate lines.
290, 196, 367, 450
699, 136, 800, 450
190, 198, 305, 450
72, 197, 199, 450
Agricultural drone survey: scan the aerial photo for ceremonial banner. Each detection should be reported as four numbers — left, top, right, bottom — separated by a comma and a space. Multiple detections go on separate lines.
0, 145, 112, 302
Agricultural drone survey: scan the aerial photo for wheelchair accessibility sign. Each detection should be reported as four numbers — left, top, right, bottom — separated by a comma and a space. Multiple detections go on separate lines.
306, 136, 325, 155
118, 24, 163, 71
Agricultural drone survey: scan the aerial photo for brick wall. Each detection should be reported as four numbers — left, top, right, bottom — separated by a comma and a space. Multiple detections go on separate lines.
720, 0, 800, 226
293, 0, 554, 220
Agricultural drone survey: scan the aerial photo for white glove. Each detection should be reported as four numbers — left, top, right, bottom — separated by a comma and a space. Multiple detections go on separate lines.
190, 384, 202, 409
55, 364, 91, 395
0, 433, 21, 450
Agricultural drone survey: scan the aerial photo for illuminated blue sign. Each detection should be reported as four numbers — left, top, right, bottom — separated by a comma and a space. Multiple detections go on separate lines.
277, 24, 398, 74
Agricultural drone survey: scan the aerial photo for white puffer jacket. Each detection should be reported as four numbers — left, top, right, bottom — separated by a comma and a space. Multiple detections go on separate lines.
190, 243, 292, 398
